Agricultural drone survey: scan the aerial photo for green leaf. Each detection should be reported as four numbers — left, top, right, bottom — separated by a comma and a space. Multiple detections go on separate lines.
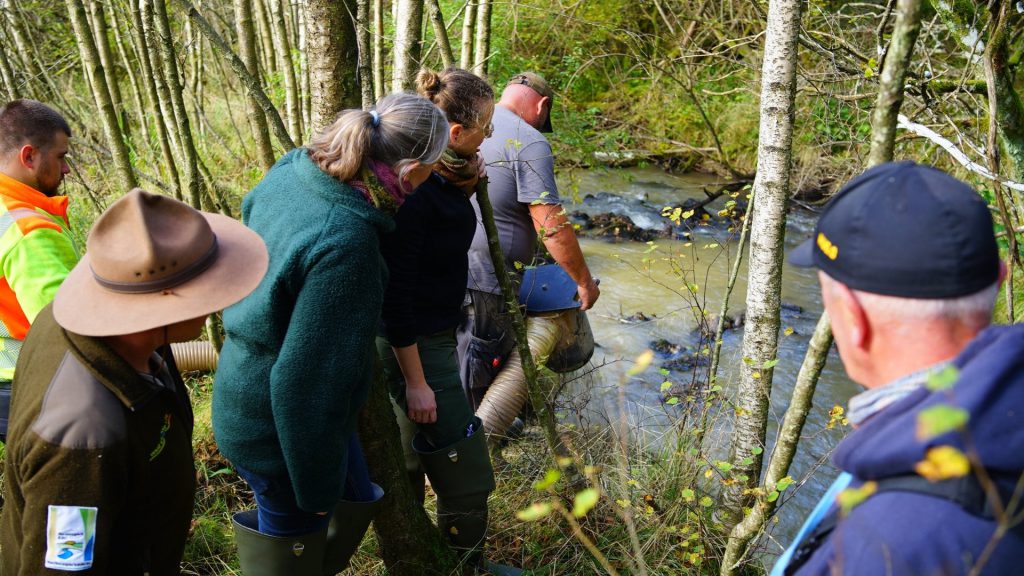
766, 490, 780, 503
534, 469, 562, 490
751, 447, 763, 455
516, 501, 552, 521
916, 404, 969, 441
837, 482, 877, 516
660, 380, 673, 393
715, 461, 733, 473
665, 397, 680, 405
572, 488, 600, 518
762, 358, 779, 369
681, 488, 695, 502
775, 476, 795, 492
740, 457, 753, 466
699, 496, 713, 507
627, 350, 654, 376
926, 365, 960, 391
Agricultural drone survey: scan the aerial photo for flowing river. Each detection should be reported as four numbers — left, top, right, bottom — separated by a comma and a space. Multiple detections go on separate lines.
553, 166, 858, 559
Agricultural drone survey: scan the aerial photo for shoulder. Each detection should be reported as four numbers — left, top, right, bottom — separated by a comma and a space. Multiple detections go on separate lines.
801, 492, 1003, 575
30, 350, 126, 449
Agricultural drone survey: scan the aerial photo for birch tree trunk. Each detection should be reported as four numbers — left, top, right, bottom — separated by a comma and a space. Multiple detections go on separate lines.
108, 1, 149, 144
66, 0, 138, 192
373, 0, 385, 100
269, 0, 303, 144
472, 0, 491, 76
356, 0, 375, 110
306, 0, 360, 131
151, 0, 203, 209
425, 0, 455, 69
235, 0, 277, 170
3, 4, 45, 100
719, 0, 803, 527
720, 2, 925, 570
392, 0, 423, 92
460, 0, 476, 69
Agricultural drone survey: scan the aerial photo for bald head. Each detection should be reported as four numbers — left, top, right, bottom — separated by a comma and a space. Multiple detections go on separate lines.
499, 84, 551, 132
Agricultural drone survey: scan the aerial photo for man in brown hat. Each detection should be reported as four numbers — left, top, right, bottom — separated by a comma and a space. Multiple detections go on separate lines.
460, 72, 599, 406
0, 189, 267, 574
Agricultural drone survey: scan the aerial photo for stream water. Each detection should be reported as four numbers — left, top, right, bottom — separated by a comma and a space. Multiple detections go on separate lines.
553, 167, 859, 560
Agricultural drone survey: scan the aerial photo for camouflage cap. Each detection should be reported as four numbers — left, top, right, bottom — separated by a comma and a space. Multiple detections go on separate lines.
507, 72, 553, 132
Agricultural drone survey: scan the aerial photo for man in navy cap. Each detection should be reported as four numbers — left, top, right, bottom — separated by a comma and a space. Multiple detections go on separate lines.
774, 162, 1024, 575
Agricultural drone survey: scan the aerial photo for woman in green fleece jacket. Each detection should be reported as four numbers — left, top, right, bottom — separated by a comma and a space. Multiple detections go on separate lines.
212, 92, 448, 575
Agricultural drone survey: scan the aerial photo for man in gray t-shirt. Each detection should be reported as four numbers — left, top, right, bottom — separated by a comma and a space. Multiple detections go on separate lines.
459, 72, 600, 407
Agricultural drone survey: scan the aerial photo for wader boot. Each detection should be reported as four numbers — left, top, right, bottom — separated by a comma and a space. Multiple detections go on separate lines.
392, 396, 427, 503
232, 510, 327, 576
322, 483, 385, 575
414, 417, 495, 571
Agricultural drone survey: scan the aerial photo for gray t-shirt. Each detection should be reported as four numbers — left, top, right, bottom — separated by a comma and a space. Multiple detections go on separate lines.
467, 106, 560, 294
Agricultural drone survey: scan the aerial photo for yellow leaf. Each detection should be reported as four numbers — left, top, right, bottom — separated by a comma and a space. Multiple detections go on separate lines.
915, 446, 971, 481
572, 488, 600, 518
837, 481, 877, 516
616, 499, 631, 508
516, 501, 552, 521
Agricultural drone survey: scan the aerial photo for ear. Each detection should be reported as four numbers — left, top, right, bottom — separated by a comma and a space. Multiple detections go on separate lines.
449, 123, 464, 146
17, 144, 36, 171
535, 96, 550, 117
834, 282, 871, 351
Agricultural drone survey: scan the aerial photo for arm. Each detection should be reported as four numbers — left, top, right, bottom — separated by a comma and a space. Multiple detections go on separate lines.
379, 192, 437, 424
13, 442, 126, 574
391, 344, 436, 424
5, 227, 78, 328
529, 203, 600, 310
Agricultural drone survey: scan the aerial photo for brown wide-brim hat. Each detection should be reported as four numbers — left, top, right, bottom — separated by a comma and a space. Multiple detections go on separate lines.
54, 189, 268, 337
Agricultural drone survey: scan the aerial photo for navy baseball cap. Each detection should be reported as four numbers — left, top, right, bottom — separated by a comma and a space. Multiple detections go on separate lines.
789, 161, 999, 298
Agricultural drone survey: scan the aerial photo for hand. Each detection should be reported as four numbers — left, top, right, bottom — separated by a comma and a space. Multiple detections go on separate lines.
577, 277, 601, 311
406, 382, 437, 424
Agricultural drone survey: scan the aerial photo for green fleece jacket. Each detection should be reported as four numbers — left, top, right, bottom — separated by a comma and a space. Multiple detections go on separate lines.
213, 148, 394, 513
0, 306, 195, 575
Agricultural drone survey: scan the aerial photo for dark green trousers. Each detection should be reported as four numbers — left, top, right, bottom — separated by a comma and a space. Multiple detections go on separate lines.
376, 330, 475, 449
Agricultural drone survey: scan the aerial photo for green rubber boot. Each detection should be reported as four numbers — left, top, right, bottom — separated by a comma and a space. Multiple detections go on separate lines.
414, 417, 496, 570
232, 510, 327, 576
322, 483, 385, 575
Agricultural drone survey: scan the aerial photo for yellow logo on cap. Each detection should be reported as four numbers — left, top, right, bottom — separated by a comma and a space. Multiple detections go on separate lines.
817, 233, 839, 260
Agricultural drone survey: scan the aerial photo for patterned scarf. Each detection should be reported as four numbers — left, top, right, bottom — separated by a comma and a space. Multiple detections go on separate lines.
349, 159, 406, 215
436, 148, 483, 194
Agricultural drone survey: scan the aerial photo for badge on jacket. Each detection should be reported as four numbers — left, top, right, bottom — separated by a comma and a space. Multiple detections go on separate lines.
45, 505, 98, 570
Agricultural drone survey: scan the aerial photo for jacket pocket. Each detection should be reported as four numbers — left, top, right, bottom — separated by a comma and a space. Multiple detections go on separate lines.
463, 331, 515, 392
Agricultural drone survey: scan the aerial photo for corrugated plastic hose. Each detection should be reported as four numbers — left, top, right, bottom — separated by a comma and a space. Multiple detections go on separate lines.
476, 313, 561, 438
170, 341, 219, 372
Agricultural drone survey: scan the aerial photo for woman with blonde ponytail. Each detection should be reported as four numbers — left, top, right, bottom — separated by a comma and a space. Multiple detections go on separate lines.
376, 69, 517, 573
213, 92, 448, 576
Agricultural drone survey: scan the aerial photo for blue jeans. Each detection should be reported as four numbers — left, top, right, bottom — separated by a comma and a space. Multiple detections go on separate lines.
236, 434, 375, 536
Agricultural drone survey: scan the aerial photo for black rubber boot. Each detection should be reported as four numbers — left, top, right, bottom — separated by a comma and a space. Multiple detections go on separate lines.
232, 510, 327, 576
414, 416, 495, 571
322, 483, 385, 575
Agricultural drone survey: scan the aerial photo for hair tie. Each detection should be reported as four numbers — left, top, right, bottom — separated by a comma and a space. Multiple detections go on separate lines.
369, 110, 381, 127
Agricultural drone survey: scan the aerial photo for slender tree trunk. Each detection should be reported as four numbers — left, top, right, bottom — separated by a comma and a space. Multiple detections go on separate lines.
425, 0, 454, 69
86, 0, 127, 134
3, 4, 45, 100
235, 0, 276, 170
297, 0, 312, 135
0, 25, 18, 100
306, 0, 360, 131
152, 0, 203, 209
66, 0, 138, 192
134, 0, 183, 198
720, 0, 803, 527
109, 1, 150, 145
392, 0, 423, 91
460, 0, 476, 69
356, 0, 375, 109
173, 0, 295, 151
359, 367, 461, 576
254, 0, 276, 78
867, 0, 923, 167
373, 0, 384, 100
269, 0, 303, 144
472, 0, 490, 76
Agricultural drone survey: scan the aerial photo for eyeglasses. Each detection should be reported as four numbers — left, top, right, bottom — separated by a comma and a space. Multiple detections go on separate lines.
480, 121, 494, 138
